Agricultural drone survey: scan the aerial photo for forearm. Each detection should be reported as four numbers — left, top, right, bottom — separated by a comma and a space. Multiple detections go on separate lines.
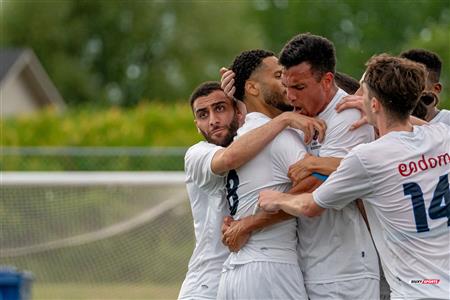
212, 113, 290, 174
240, 210, 294, 233
278, 193, 323, 217
309, 157, 342, 175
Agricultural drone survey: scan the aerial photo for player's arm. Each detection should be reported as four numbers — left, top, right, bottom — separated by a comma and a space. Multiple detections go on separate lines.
261, 150, 373, 218
211, 112, 326, 175
221, 129, 311, 252
222, 211, 293, 252
222, 167, 328, 252
288, 154, 342, 185
259, 190, 325, 217
336, 94, 428, 130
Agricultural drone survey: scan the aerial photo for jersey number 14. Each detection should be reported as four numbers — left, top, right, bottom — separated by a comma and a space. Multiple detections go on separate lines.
403, 174, 450, 233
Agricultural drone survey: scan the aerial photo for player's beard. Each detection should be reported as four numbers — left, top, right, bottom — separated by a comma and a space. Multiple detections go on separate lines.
201, 113, 239, 147
261, 86, 293, 112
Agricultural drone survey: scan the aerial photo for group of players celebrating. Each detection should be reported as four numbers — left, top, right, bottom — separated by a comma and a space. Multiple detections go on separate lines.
178, 33, 450, 300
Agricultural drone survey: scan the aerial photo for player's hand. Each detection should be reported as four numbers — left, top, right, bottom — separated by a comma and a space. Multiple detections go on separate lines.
335, 95, 368, 130
289, 175, 323, 194
288, 153, 315, 184
220, 67, 236, 99
258, 190, 284, 213
221, 216, 233, 237
282, 112, 326, 144
222, 219, 251, 252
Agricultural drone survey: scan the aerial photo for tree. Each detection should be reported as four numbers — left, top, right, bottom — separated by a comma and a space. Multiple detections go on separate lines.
1, 0, 263, 106
251, 0, 449, 105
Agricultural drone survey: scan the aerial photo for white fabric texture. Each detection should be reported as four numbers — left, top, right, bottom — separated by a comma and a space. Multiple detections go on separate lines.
297, 88, 379, 284
179, 142, 229, 299
314, 123, 450, 299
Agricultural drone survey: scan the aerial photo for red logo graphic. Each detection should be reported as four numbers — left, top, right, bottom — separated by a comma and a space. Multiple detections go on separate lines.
410, 279, 440, 285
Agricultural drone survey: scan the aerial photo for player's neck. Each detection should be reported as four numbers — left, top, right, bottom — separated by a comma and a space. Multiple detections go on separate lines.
244, 96, 282, 119
426, 107, 440, 122
376, 117, 413, 137
317, 84, 338, 115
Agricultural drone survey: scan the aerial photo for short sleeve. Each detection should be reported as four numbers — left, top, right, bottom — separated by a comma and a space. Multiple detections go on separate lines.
270, 129, 307, 184
185, 142, 225, 194
320, 109, 375, 158
313, 148, 372, 210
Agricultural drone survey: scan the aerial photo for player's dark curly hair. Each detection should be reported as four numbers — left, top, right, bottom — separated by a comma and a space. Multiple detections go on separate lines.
400, 49, 442, 83
189, 81, 222, 109
279, 33, 336, 80
363, 54, 426, 121
230, 49, 275, 101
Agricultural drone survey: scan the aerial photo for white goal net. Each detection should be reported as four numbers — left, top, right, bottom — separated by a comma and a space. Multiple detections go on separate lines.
0, 172, 192, 300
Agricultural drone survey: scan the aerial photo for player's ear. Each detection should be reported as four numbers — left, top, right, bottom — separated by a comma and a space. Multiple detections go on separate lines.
371, 97, 381, 113
245, 80, 259, 97
236, 101, 246, 127
433, 82, 442, 95
193, 120, 201, 134
321, 72, 334, 91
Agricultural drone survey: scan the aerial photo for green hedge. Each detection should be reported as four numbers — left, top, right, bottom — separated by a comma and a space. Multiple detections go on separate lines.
1, 102, 201, 146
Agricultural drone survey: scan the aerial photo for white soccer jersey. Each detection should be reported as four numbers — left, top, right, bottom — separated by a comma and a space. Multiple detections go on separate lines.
298, 88, 380, 284
430, 109, 450, 126
314, 123, 450, 299
224, 112, 307, 266
179, 142, 229, 299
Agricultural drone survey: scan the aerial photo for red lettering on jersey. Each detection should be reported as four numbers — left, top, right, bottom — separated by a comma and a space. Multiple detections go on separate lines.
398, 153, 450, 177
418, 155, 428, 171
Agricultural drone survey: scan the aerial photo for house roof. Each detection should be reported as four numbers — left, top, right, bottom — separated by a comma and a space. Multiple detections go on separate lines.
0, 49, 24, 81
0, 48, 66, 111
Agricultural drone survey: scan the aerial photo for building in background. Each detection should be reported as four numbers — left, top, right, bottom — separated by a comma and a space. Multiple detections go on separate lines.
0, 48, 66, 117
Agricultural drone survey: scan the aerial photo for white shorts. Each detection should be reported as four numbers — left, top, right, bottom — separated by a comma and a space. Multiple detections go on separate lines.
217, 261, 307, 300
306, 278, 380, 300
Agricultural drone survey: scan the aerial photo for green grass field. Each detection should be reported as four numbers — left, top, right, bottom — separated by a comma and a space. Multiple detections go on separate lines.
34, 283, 181, 300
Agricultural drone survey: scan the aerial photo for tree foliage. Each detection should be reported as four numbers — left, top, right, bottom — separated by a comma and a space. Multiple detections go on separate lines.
1, 0, 263, 106
252, 0, 449, 103
1, 0, 449, 106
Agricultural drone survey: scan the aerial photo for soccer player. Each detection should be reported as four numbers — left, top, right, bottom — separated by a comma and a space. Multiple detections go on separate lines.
223, 33, 380, 299
259, 54, 450, 300
400, 48, 450, 125
179, 81, 325, 299
282, 33, 380, 299
216, 49, 309, 299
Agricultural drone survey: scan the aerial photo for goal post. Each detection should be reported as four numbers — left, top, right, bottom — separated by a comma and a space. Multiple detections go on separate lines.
0, 171, 193, 300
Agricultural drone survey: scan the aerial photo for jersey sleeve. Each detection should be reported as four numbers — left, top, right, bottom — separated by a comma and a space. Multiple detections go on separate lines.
320, 109, 375, 158
184, 142, 225, 194
313, 148, 373, 210
270, 129, 307, 184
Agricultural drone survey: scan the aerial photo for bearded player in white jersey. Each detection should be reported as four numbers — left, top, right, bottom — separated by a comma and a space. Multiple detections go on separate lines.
259, 54, 450, 300
180, 80, 325, 299
216, 49, 312, 299
221, 33, 380, 300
